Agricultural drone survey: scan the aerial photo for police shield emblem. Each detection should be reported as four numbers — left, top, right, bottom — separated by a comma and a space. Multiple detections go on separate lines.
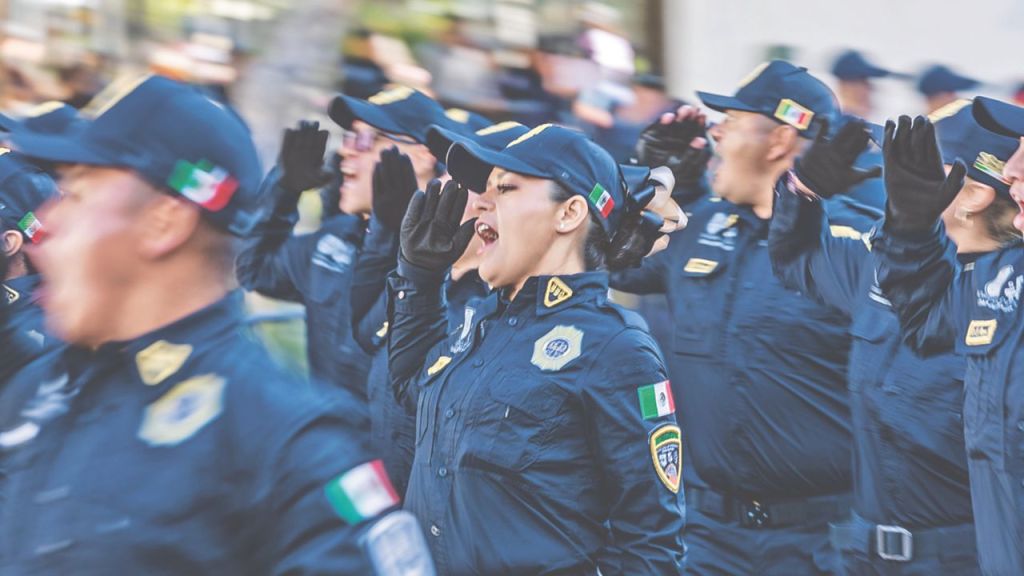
138, 374, 225, 447
531, 325, 583, 371
649, 424, 682, 493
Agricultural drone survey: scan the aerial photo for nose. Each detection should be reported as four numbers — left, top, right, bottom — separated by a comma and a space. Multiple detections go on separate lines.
708, 122, 724, 144
474, 187, 496, 212
1003, 139, 1024, 183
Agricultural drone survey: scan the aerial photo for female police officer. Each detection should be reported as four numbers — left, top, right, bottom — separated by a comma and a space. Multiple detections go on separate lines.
868, 100, 1024, 575
770, 100, 1020, 574
384, 123, 685, 574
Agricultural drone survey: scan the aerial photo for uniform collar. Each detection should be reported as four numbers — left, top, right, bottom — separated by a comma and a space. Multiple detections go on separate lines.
2, 273, 41, 314
502, 271, 608, 317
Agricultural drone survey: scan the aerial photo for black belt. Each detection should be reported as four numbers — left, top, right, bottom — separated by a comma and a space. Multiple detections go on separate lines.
686, 486, 851, 529
830, 515, 977, 563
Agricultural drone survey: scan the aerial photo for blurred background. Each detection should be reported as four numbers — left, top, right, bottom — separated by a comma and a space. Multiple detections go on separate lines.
2, 0, 1022, 369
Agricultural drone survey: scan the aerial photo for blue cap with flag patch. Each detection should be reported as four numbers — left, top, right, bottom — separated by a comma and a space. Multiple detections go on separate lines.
930, 98, 1019, 196
973, 96, 1024, 139
447, 123, 626, 234
0, 151, 59, 243
425, 121, 530, 183
329, 86, 476, 146
9, 75, 262, 236
917, 65, 979, 97
831, 50, 898, 81
697, 60, 839, 139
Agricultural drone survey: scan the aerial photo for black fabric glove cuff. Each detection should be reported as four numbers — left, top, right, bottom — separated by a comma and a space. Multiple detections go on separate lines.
396, 254, 449, 285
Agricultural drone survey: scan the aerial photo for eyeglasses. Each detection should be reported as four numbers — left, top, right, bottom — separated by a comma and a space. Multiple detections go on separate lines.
342, 129, 419, 152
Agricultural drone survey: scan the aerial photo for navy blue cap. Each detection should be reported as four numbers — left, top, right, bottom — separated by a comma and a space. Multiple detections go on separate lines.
443, 108, 492, 132
425, 121, 530, 178
930, 98, 1018, 196
917, 65, 979, 97
447, 123, 626, 234
0, 101, 82, 135
831, 50, 894, 80
972, 96, 1024, 139
329, 86, 469, 146
0, 151, 59, 243
697, 60, 839, 138
10, 75, 262, 236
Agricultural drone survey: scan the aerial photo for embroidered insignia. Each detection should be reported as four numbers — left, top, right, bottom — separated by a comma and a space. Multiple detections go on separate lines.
324, 459, 400, 525
136, 340, 193, 386
977, 265, 1022, 313
368, 86, 415, 106
637, 381, 675, 420
531, 325, 583, 371
683, 258, 718, 274
427, 356, 452, 376
544, 277, 574, 308
138, 374, 225, 447
451, 307, 476, 354
829, 225, 865, 241
3, 284, 19, 305
375, 322, 389, 339
965, 319, 997, 346
774, 98, 814, 130
650, 423, 682, 493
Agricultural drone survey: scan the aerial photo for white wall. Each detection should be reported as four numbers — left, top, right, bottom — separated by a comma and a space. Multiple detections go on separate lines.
663, 0, 1024, 123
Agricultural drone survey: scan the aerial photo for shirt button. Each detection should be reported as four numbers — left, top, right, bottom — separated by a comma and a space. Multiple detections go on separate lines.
438, 467, 448, 478
743, 281, 754, 290
397, 291, 406, 300
444, 408, 455, 419
430, 524, 441, 537
1017, 421, 1024, 432
507, 317, 518, 326
472, 359, 483, 368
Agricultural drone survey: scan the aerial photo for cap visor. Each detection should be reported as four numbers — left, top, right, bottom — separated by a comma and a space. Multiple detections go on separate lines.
447, 139, 548, 193
425, 125, 460, 163
0, 112, 15, 132
973, 97, 1024, 139
10, 128, 119, 166
620, 164, 651, 193
696, 91, 760, 114
328, 94, 410, 137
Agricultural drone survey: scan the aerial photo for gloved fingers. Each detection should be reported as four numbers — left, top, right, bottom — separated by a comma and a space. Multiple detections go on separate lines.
437, 180, 469, 225
451, 217, 478, 256
421, 178, 443, 220
942, 160, 968, 201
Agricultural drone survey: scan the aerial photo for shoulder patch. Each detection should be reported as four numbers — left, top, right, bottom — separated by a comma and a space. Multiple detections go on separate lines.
684, 258, 718, 274
544, 277, 573, 308
965, 319, 997, 346
649, 423, 682, 493
138, 374, 225, 447
638, 381, 675, 420
324, 460, 400, 525
531, 325, 583, 371
136, 340, 193, 386
427, 355, 452, 376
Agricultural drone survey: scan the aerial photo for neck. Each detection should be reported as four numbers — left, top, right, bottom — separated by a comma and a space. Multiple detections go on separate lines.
952, 229, 1002, 254
102, 264, 230, 346
508, 243, 586, 301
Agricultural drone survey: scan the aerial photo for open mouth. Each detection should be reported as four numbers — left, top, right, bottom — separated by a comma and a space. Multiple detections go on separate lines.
1012, 188, 1024, 232
476, 221, 499, 246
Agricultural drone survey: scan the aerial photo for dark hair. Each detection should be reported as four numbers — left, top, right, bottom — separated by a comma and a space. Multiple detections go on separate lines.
548, 181, 654, 271
982, 194, 1021, 247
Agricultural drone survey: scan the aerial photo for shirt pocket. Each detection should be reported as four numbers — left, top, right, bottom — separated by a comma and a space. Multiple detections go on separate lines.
460, 371, 568, 473
672, 258, 728, 357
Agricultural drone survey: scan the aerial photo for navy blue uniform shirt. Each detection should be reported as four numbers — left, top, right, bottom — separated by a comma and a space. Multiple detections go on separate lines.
388, 269, 685, 575
612, 194, 876, 497
874, 223, 1024, 575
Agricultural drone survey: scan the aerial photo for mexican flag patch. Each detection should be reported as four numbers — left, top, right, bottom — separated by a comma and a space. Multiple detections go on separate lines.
324, 460, 400, 525
17, 212, 46, 243
167, 159, 238, 212
637, 380, 675, 420
588, 183, 615, 218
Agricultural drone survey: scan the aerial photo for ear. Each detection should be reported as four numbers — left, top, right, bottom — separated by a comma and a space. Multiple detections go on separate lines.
136, 195, 203, 259
555, 194, 590, 235
2, 229, 23, 257
961, 179, 997, 213
766, 125, 801, 162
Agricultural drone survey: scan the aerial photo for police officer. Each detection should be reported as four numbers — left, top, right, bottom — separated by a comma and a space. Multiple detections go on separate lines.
0, 151, 60, 379
870, 99, 1024, 575
236, 121, 372, 397
325, 87, 492, 496
612, 60, 879, 574
770, 99, 1021, 574
1, 75, 432, 574
386, 123, 684, 574
917, 64, 980, 115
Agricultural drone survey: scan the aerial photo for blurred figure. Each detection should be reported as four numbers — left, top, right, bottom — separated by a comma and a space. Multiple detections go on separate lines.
341, 28, 390, 100
831, 49, 902, 119
577, 2, 635, 109
917, 64, 980, 114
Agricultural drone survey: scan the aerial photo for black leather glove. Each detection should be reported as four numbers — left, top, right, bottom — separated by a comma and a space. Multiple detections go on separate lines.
635, 117, 711, 185
399, 179, 476, 274
278, 120, 331, 194
793, 118, 881, 197
372, 146, 419, 230
882, 115, 966, 235
320, 151, 343, 219
607, 209, 666, 270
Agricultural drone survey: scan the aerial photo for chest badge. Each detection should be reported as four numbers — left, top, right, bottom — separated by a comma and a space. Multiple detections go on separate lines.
136, 340, 193, 386
531, 325, 583, 371
649, 423, 682, 493
427, 356, 452, 376
544, 277, 573, 308
138, 374, 225, 447
965, 319, 997, 346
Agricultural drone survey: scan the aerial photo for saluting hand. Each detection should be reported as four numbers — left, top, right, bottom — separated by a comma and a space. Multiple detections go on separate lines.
399, 179, 477, 273
882, 115, 966, 235
793, 118, 881, 198
372, 146, 419, 230
278, 120, 331, 194
635, 105, 712, 185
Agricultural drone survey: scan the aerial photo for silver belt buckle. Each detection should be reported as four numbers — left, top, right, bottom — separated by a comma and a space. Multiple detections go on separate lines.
876, 524, 913, 562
